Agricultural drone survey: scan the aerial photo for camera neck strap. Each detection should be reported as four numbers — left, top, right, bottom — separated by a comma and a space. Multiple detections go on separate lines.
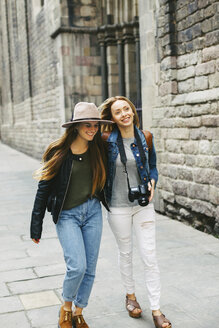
117, 128, 151, 186
117, 130, 131, 189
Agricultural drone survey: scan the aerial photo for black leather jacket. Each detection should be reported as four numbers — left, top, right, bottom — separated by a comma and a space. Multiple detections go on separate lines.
30, 150, 109, 239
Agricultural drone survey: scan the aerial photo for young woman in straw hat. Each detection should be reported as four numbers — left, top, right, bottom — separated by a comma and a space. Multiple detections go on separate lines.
99, 96, 171, 328
30, 102, 113, 328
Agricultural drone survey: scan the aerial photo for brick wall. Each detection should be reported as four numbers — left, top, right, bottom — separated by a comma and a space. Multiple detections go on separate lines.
0, 8, 2, 134
140, 0, 219, 235
0, 0, 64, 158
0, 0, 103, 158
0, 0, 140, 157
60, 31, 102, 121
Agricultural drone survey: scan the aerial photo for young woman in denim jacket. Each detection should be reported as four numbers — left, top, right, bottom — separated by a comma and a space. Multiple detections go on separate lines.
100, 96, 171, 328
31, 102, 112, 328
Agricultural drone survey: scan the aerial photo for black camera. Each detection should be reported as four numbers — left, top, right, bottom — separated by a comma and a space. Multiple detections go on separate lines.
128, 184, 150, 207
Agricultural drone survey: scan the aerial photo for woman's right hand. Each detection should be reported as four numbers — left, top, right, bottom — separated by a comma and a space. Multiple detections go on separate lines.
32, 238, 40, 244
148, 179, 155, 202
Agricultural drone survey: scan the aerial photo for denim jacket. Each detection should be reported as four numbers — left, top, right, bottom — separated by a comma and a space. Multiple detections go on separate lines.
105, 125, 158, 204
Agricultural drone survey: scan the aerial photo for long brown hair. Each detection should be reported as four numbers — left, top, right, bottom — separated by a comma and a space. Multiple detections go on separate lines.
99, 96, 140, 132
34, 124, 107, 195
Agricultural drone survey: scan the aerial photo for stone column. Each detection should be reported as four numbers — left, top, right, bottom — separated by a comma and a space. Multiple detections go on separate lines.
123, 24, 137, 101
116, 27, 125, 96
139, 0, 160, 130
105, 26, 119, 97
98, 30, 108, 101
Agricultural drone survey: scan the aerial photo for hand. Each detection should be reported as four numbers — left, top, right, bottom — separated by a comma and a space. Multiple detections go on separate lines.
32, 238, 40, 244
148, 179, 155, 202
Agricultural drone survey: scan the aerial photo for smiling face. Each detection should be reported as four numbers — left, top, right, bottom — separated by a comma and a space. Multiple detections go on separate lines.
77, 121, 99, 142
111, 100, 134, 128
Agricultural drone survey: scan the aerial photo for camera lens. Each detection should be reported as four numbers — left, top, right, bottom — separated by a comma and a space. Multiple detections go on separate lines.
138, 197, 149, 207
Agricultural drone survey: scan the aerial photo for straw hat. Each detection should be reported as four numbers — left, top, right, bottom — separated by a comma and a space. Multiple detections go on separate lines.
62, 102, 113, 128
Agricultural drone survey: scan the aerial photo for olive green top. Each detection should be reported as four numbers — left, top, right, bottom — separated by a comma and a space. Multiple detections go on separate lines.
63, 150, 93, 210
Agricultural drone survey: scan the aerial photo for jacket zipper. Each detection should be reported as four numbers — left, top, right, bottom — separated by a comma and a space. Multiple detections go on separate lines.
56, 160, 74, 223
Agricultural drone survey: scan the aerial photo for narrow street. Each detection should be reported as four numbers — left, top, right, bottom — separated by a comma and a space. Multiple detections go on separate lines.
0, 142, 218, 328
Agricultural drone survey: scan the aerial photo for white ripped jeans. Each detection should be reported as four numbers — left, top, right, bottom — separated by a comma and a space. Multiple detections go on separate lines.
108, 203, 160, 310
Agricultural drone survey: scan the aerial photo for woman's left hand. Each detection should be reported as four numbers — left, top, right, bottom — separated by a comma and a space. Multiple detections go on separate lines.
148, 179, 155, 202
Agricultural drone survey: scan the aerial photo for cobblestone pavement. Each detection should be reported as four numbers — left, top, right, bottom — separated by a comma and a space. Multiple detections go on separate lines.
0, 142, 218, 328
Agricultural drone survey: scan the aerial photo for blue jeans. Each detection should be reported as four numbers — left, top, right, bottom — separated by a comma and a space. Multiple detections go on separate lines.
56, 198, 102, 308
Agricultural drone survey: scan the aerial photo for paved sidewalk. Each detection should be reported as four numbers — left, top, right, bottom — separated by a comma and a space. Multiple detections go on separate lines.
0, 142, 218, 328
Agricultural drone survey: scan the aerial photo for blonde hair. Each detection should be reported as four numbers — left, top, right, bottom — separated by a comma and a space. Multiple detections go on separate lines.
99, 96, 140, 132
34, 124, 107, 195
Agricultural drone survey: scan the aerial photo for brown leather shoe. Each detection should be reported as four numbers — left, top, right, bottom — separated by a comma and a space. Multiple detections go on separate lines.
72, 314, 89, 328
58, 305, 73, 328
152, 313, 171, 328
126, 295, 142, 318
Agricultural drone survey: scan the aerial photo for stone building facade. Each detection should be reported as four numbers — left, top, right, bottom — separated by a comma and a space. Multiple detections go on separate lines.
0, 0, 141, 158
140, 0, 219, 235
0, 0, 218, 235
